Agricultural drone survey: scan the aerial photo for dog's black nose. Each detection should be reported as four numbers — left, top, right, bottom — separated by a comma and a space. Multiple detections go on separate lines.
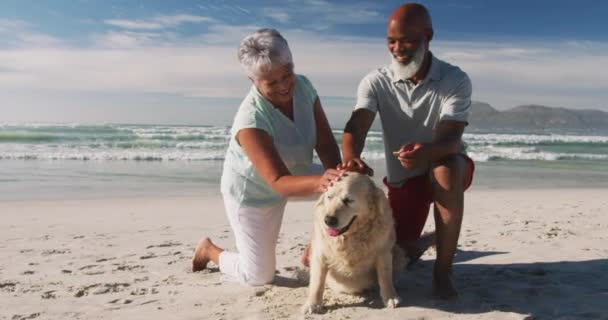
324, 216, 338, 228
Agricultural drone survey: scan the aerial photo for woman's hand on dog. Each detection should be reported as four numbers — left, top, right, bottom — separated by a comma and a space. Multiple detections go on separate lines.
316, 169, 345, 193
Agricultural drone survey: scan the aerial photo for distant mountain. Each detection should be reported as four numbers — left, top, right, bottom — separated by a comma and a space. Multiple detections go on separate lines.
468, 102, 608, 131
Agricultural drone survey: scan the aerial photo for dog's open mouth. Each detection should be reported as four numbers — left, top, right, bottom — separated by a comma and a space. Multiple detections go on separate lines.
326, 216, 357, 237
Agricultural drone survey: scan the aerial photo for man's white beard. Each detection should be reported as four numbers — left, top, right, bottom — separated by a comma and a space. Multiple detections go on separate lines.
390, 43, 426, 81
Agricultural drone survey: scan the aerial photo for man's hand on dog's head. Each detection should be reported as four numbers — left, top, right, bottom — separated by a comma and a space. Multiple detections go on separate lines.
338, 158, 374, 176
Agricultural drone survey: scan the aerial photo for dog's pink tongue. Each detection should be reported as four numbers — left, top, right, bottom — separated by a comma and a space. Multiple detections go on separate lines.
327, 228, 340, 237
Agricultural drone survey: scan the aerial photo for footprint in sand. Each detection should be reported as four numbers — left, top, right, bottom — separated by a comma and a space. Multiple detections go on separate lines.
134, 277, 149, 283
42, 249, 70, 256
108, 298, 133, 304
77, 264, 106, 275
139, 253, 157, 260
1, 281, 18, 292
539, 226, 567, 239
146, 242, 182, 249
159, 276, 183, 286
113, 264, 145, 271
74, 283, 131, 297
288, 243, 305, 251
10, 313, 41, 320
78, 264, 99, 270
74, 284, 100, 297
130, 287, 159, 296
94, 283, 131, 295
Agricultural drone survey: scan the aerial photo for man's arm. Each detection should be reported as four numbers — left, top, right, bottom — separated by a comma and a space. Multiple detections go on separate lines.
430, 120, 466, 160
341, 109, 376, 174
429, 72, 471, 160
313, 97, 342, 169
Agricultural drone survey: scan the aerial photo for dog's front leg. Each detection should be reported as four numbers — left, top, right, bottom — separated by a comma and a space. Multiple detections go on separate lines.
376, 251, 401, 308
302, 253, 328, 314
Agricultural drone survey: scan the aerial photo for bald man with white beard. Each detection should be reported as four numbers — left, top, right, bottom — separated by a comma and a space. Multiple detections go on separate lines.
339, 3, 475, 299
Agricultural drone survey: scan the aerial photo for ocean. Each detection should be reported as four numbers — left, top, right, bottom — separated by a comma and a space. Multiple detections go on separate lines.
1, 123, 608, 200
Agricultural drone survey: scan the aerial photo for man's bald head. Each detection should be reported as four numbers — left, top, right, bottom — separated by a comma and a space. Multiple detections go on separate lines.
388, 3, 433, 41
386, 3, 434, 80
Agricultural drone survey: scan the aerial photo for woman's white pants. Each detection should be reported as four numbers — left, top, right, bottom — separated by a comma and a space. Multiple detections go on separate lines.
218, 195, 287, 286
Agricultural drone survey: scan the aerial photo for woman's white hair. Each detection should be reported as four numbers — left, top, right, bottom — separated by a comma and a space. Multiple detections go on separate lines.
237, 28, 293, 79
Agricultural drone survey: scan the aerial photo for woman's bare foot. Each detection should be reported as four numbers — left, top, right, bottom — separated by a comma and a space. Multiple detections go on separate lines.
192, 237, 220, 272
433, 273, 458, 299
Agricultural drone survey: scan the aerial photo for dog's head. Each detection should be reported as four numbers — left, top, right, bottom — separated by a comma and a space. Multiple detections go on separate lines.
315, 172, 390, 237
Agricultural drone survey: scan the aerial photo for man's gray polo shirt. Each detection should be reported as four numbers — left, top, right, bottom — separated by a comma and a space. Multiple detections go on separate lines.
354, 53, 472, 187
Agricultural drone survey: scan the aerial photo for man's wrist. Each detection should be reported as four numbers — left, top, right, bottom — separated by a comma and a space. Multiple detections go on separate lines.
342, 153, 357, 163
427, 142, 459, 163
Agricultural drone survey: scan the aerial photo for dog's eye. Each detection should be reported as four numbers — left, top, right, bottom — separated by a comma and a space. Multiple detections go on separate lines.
342, 198, 353, 206
327, 195, 333, 200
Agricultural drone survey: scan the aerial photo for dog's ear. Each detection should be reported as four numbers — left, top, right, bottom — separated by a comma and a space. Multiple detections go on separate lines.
371, 184, 392, 221
314, 192, 325, 210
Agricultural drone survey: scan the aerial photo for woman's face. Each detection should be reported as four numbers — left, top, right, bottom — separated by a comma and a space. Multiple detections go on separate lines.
253, 63, 295, 107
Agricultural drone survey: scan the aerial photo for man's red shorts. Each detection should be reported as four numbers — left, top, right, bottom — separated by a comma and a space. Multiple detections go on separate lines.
383, 154, 475, 245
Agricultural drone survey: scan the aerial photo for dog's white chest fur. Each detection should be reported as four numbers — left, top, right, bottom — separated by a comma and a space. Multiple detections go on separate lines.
322, 237, 382, 292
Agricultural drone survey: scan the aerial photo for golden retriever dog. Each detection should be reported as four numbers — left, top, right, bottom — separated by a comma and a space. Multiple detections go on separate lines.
302, 172, 407, 314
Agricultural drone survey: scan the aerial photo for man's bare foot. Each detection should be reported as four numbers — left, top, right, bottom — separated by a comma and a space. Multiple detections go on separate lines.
300, 245, 310, 268
192, 237, 214, 272
433, 274, 458, 299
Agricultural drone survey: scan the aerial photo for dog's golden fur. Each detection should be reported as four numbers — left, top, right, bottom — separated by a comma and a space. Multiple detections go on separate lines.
303, 172, 406, 314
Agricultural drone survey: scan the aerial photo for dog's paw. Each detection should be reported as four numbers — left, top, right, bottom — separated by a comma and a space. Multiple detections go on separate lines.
383, 295, 401, 308
301, 303, 324, 314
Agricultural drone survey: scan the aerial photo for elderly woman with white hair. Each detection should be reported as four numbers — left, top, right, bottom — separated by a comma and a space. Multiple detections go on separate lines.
191, 28, 343, 286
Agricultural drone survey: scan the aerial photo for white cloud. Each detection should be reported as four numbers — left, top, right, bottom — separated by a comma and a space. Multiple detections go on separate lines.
104, 14, 213, 30
104, 19, 163, 30
154, 14, 214, 26
0, 19, 64, 47
198, 24, 261, 44
92, 31, 165, 48
285, 0, 382, 25
263, 8, 290, 23
0, 19, 26, 31
1, 23, 607, 112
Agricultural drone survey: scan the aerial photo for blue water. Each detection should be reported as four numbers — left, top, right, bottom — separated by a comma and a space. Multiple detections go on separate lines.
1, 123, 607, 200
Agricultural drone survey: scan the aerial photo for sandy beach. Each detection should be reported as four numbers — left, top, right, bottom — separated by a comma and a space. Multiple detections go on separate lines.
1, 187, 607, 320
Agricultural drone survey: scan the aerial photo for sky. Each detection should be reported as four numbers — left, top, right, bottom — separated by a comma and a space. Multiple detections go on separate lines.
1, 0, 608, 125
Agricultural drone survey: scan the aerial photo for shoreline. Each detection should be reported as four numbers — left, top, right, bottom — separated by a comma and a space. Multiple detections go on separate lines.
2, 158, 608, 202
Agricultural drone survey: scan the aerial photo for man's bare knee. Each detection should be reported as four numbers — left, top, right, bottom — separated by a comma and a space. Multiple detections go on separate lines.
431, 154, 466, 193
